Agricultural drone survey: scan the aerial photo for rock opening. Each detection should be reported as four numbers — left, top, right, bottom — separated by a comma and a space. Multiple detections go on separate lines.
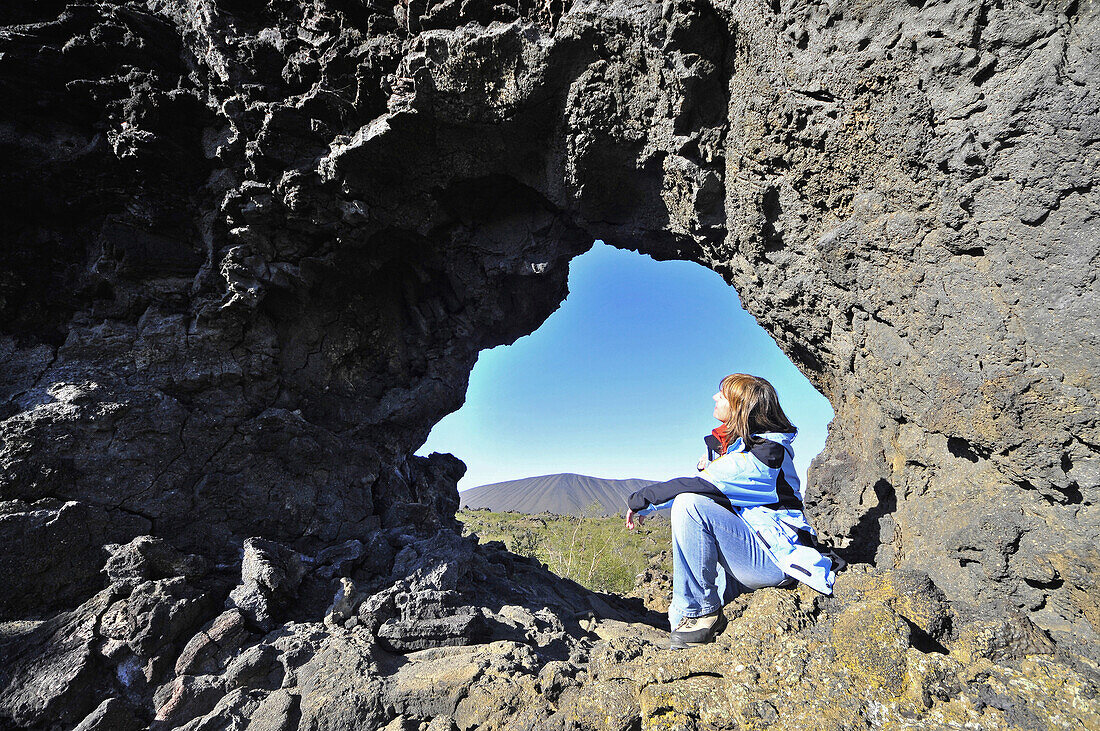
1, 0, 1098, 726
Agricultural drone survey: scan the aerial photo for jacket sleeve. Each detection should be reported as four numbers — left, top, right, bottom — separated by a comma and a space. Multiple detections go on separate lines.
627, 476, 734, 516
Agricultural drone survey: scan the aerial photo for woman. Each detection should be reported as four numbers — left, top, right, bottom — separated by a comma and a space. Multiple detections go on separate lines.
625, 374, 838, 650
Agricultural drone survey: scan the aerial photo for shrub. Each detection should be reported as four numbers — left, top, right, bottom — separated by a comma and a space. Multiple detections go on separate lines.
459, 507, 670, 595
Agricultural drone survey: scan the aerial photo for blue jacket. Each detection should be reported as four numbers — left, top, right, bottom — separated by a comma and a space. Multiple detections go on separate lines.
627, 431, 836, 595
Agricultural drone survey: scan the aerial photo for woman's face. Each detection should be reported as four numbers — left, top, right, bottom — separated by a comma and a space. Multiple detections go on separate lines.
713, 390, 732, 422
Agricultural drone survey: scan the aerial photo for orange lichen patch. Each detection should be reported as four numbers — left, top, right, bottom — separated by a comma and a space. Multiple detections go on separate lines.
639, 674, 732, 731
559, 678, 640, 731
832, 568, 951, 637
831, 600, 912, 696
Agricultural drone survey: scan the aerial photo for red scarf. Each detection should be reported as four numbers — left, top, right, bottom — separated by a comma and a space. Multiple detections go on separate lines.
712, 424, 733, 455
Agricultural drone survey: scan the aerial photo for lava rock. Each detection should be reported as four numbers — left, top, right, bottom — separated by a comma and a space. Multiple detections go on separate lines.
228, 539, 308, 632
0, 500, 148, 619
104, 536, 208, 584
72, 697, 143, 731
1, 0, 1098, 727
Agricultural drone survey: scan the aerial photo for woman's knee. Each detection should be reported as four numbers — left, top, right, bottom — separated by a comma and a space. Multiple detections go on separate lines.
670, 493, 708, 533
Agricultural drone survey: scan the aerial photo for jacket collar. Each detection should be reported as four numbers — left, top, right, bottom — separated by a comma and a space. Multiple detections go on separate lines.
705, 430, 796, 456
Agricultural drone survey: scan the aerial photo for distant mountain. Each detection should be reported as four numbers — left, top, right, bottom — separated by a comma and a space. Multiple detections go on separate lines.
459, 473, 659, 517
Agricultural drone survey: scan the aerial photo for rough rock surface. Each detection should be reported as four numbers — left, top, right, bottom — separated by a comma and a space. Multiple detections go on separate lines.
574, 568, 1099, 731
1, 0, 1098, 726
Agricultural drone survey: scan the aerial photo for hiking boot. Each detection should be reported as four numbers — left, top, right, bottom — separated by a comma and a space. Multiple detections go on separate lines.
669, 610, 727, 650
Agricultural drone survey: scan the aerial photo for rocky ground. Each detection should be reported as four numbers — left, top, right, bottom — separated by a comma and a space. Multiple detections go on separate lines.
1, 0, 1098, 726
0, 527, 645, 729
4, 526, 1096, 729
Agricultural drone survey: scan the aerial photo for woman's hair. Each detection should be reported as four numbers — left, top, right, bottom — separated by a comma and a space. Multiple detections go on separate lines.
720, 373, 797, 447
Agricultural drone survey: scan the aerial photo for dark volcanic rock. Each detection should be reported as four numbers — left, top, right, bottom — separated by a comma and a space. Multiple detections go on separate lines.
0, 590, 116, 729
0, 499, 149, 619
227, 538, 308, 632
72, 697, 143, 731
1, 0, 1098, 726
104, 535, 209, 584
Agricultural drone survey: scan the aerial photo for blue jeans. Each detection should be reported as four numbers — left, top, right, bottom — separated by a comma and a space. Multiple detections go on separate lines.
669, 493, 787, 629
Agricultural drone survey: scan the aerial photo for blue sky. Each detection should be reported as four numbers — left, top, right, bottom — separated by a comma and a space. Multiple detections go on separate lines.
417, 241, 834, 492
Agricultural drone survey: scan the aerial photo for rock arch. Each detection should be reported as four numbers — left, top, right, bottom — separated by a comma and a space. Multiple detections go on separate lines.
1, 0, 1097, 726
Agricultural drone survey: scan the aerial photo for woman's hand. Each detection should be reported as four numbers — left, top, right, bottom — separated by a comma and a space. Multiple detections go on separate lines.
625, 509, 644, 530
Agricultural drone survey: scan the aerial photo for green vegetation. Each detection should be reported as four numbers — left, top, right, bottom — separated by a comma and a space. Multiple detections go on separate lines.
458, 502, 671, 595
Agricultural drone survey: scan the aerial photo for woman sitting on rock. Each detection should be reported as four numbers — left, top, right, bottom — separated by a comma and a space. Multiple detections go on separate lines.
624, 373, 838, 650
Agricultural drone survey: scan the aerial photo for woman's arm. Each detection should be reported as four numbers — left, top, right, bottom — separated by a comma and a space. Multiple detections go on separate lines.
626, 476, 734, 515
626, 449, 782, 517
625, 438, 786, 521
